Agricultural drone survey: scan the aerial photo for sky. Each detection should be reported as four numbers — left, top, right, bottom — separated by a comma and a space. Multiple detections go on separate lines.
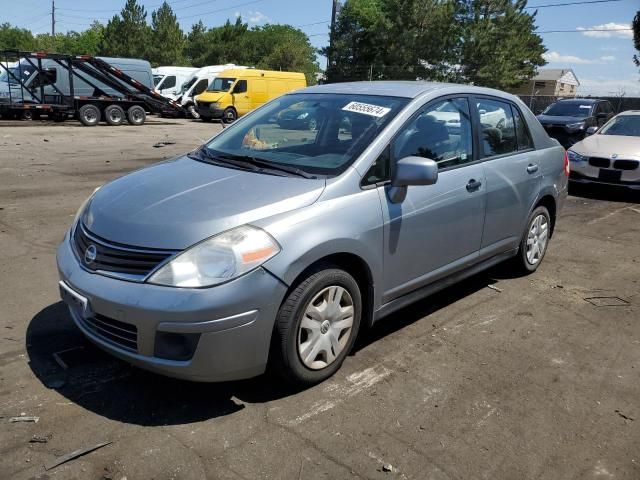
3, 0, 639, 96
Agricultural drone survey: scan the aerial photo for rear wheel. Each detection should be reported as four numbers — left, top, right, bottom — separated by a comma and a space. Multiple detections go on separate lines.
513, 206, 551, 274
272, 266, 361, 385
78, 104, 101, 127
126, 105, 146, 126
21, 110, 33, 121
223, 107, 237, 124
104, 105, 125, 126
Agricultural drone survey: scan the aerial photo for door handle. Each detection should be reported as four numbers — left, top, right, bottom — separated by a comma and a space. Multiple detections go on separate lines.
466, 179, 482, 192
526, 164, 539, 174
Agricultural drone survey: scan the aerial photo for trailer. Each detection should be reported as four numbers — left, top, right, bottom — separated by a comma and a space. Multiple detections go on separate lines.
0, 50, 185, 126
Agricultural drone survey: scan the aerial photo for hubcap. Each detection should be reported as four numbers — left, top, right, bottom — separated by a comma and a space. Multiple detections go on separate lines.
526, 214, 549, 265
110, 110, 122, 122
297, 286, 354, 370
85, 110, 97, 123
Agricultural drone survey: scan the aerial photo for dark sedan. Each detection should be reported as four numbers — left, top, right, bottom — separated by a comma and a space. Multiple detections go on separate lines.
537, 99, 614, 148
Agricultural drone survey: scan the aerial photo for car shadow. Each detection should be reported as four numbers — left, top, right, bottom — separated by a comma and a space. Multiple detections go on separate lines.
27, 267, 511, 427
569, 182, 640, 204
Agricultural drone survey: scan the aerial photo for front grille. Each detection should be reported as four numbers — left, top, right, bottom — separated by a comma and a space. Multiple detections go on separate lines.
81, 313, 138, 352
73, 223, 176, 277
589, 157, 610, 168
613, 159, 639, 171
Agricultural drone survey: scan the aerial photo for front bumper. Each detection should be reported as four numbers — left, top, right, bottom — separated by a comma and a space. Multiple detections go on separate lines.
570, 162, 640, 190
197, 102, 224, 119
56, 231, 288, 382
542, 125, 585, 149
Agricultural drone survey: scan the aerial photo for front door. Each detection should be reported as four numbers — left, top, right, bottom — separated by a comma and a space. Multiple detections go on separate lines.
232, 79, 250, 115
378, 97, 486, 303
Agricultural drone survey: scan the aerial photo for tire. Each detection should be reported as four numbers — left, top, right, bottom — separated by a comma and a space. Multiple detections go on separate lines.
222, 107, 237, 124
21, 110, 33, 121
126, 105, 146, 126
51, 112, 66, 123
513, 206, 551, 274
78, 104, 101, 127
187, 104, 200, 119
272, 266, 362, 385
104, 105, 125, 126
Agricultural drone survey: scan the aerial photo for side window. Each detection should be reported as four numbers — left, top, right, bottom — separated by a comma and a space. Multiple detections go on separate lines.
193, 79, 208, 96
476, 98, 516, 157
511, 106, 534, 151
392, 97, 473, 170
233, 80, 247, 94
362, 146, 390, 186
161, 75, 176, 89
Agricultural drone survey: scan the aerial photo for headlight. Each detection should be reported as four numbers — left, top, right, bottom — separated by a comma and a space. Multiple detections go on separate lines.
73, 186, 101, 226
566, 122, 585, 131
147, 225, 280, 288
567, 150, 587, 162
211, 102, 221, 108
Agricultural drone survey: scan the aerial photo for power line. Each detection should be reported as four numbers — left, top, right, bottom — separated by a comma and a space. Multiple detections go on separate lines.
526, 0, 622, 8
176, 0, 265, 20
56, 0, 210, 14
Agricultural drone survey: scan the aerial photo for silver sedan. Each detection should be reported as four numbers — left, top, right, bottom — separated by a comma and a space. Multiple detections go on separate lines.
568, 111, 640, 190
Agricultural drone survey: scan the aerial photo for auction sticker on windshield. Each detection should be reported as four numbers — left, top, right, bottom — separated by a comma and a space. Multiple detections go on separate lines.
342, 101, 391, 118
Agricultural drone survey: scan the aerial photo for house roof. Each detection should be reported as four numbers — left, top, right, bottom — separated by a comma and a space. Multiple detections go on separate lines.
533, 69, 580, 86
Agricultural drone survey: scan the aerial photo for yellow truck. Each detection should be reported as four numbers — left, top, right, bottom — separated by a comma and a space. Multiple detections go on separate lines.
195, 68, 306, 123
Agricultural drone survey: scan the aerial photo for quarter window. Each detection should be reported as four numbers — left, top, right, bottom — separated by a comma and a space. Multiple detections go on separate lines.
476, 98, 517, 156
393, 98, 473, 170
511, 106, 534, 151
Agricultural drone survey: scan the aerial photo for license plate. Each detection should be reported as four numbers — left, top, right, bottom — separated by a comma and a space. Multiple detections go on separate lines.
598, 169, 622, 183
59, 281, 91, 318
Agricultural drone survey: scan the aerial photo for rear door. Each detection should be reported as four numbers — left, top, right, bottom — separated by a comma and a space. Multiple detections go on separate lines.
474, 96, 541, 258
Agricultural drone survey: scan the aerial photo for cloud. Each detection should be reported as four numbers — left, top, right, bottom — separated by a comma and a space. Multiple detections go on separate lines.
577, 23, 633, 39
543, 51, 596, 64
247, 10, 270, 24
579, 78, 640, 96
543, 51, 615, 65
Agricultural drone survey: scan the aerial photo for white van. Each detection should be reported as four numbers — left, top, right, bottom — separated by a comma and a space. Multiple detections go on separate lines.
177, 64, 248, 118
152, 66, 198, 100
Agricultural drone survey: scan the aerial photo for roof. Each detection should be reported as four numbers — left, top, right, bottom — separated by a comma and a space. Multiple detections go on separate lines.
299, 81, 522, 100
557, 98, 603, 104
533, 68, 580, 86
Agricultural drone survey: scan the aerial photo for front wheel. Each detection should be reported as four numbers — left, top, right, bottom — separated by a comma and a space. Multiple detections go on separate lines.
513, 206, 551, 274
222, 107, 237, 124
272, 267, 362, 385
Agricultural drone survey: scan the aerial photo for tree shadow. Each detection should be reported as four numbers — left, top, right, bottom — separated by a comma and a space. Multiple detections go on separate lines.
569, 182, 640, 204
26, 303, 304, 427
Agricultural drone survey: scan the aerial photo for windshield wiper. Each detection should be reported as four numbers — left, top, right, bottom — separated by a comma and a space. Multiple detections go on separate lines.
217, 154, 316, 179
189, 148, 259, 172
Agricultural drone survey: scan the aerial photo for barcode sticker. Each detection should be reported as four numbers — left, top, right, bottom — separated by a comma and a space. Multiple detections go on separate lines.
342, 101, 391, 117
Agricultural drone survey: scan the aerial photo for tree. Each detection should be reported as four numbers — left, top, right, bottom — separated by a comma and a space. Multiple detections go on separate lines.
457, 0, 546, 89
100, 0, 151, 59
185, 21, 208, 66
633, 10, 639, 67
0, 23, 35, 51
148, 2, 185, 66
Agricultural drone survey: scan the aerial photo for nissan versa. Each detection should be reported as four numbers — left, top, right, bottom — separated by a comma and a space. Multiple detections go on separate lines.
57, 82, 568, 385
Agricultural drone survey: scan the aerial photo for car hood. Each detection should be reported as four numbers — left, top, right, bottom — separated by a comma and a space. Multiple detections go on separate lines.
572, 134, 640, 160
536, 115, 588, 125
83, 155, 326, 250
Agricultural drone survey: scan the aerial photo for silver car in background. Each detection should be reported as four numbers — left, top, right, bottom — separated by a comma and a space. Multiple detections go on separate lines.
568, 110, 640, 190
57, 82, 568, 385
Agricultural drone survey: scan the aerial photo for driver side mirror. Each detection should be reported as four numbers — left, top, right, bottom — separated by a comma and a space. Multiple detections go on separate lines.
585, 126, 598, 136
388, 156, 438, 203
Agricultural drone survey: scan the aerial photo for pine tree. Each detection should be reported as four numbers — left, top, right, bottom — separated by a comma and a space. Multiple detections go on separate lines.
633, 10, 639, 67
149, 2, 185, 66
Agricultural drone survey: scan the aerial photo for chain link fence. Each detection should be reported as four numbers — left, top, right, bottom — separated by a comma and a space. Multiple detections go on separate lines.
517, 95, 640, 115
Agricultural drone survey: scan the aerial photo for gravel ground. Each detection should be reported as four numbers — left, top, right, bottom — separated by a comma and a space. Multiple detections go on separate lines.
0, 117, 639, 480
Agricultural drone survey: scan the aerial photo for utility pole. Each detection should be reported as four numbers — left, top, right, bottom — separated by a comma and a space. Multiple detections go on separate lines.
328, 0, 338, 73
51, 0, 55, 37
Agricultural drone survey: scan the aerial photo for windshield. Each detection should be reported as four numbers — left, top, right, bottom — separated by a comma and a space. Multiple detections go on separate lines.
153, 75, 163, 86
543, 102, 593, 118
203, 93, 409, 176
599, 115, 640, 137
207, 77, 235, 92
0, 64, 37, 85
181, 76, 197, 93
